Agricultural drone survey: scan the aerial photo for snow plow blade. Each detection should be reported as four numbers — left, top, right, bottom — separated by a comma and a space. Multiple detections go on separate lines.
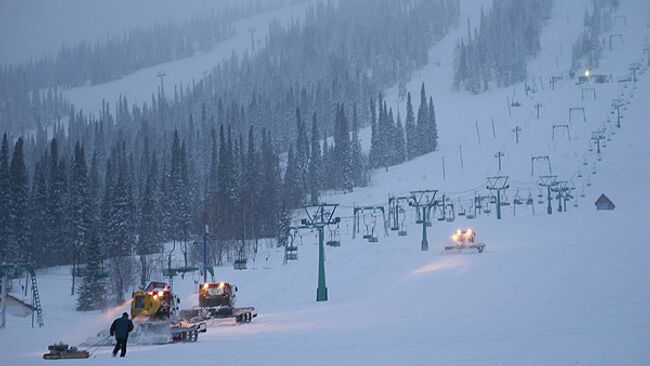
84, 321, 206, 347
443, 243, 486, 254
179, 306, 257, 326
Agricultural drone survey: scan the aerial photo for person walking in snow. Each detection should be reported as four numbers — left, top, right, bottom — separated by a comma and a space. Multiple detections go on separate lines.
110, 312, 134, 357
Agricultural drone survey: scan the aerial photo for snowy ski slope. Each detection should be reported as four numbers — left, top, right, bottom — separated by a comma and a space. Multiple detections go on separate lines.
63, 1, 311, 113
1, 0, 650, 364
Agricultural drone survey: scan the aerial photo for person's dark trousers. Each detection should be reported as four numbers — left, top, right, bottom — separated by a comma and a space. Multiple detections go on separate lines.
112, 337, 128, 357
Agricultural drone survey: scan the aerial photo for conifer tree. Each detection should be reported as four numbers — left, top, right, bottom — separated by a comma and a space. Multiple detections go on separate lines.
48, 138, 69, 263
405, 92, 417, 159
369, 98, 379, 168
308, 113, 322, 205
0, 134, 10, 262
138, 153, 160, 255
416, 83, 429, 157
394, 110, 406, 164
259, 129, 280, 237
69, 142, 88, 293
283, 145, 302, 210
9, 137, 29, 262
334, 104, 353, 192
243, 126, 260, 239
350, 104, 365, 187
76, 224, 105, 311
428, 96, 439, 152
30, 158, 49, 264
295, 108, 309, 191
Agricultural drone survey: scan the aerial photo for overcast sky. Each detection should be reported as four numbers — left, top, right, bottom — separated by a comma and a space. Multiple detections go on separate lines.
0, 0, 232, 64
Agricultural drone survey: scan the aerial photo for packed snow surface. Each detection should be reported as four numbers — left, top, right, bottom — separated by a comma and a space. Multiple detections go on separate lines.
2, 0, 650, 364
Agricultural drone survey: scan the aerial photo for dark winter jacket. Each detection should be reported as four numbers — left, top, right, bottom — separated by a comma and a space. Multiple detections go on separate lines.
110, 314, 134, 339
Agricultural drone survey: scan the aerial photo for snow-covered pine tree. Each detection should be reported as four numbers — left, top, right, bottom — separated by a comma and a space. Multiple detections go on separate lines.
283, 145, 302, 210
0, 134, 10, 262
427, 96, 438, 153
30, 157, 49, 265
259, 128, 281, 237
76, 224, 106, 311
244, 126, 260, 240
308, 113, 322, 205
9, 137, 30, 262
295, 108, 309, 193
416, 83, 429, 157
69, 142, 88, 294
47, 138, 69, 264
334, 104, 353, 192
137, 152, 160, 255
405, 92, 417, 160
350, 104, 366, 187
369, 98, 379, 168
394, 110, 406, 164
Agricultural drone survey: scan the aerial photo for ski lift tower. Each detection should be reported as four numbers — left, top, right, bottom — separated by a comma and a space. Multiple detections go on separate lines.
300, 203, 340, 302
408, 190, 438, 251
1, 263, 44, 329
539, 175, 558, 215
487, 176, 510, 220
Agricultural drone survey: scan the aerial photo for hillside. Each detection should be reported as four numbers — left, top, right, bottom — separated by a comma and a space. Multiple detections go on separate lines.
1, 0, 650, 365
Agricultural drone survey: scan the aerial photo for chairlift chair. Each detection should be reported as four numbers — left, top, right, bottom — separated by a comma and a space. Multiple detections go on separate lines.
458, 200, 466, 216
326, 224, 341, 247
234, 246, 247, 270
362, 213, 373, 240
363, 213, 378, 243
397, 207, 407, 236
284, 230, 299, 261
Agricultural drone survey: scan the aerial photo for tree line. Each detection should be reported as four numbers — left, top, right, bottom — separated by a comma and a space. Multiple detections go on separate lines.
453, 0, 553, 93
570, 0, 620, 77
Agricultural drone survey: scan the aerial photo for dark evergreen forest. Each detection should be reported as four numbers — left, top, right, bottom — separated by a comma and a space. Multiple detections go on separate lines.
0, 0, 460, 297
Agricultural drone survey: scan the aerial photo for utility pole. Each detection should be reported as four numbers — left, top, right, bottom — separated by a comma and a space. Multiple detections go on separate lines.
494, 151, 504, 171
408, 190, 438, 251
612, 98, 624, 128
202, 225, 210, 283
513, 126, 521, 144
539, 175, 558, 215
486, 176, 510, 220
629, 63, 640, 82
475, 121, 481, 144
491, 118, 496, 139
550, 75, 562, 91
591, 130, 606, 154
534, 103, 542, 119
156, 71, 166, 97
459, 145, 464, 168
551, 181, 572, 212
1, 269, 6, 329
248, 27, 256, 52
300, 204, 340, 302
441, 156, 446, 180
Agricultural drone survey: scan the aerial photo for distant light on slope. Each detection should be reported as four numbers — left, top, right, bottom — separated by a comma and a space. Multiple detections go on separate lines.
584, 69, 591, 77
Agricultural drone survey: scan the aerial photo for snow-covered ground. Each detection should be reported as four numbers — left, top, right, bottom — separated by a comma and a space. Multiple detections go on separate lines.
2, 0, 650, 364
